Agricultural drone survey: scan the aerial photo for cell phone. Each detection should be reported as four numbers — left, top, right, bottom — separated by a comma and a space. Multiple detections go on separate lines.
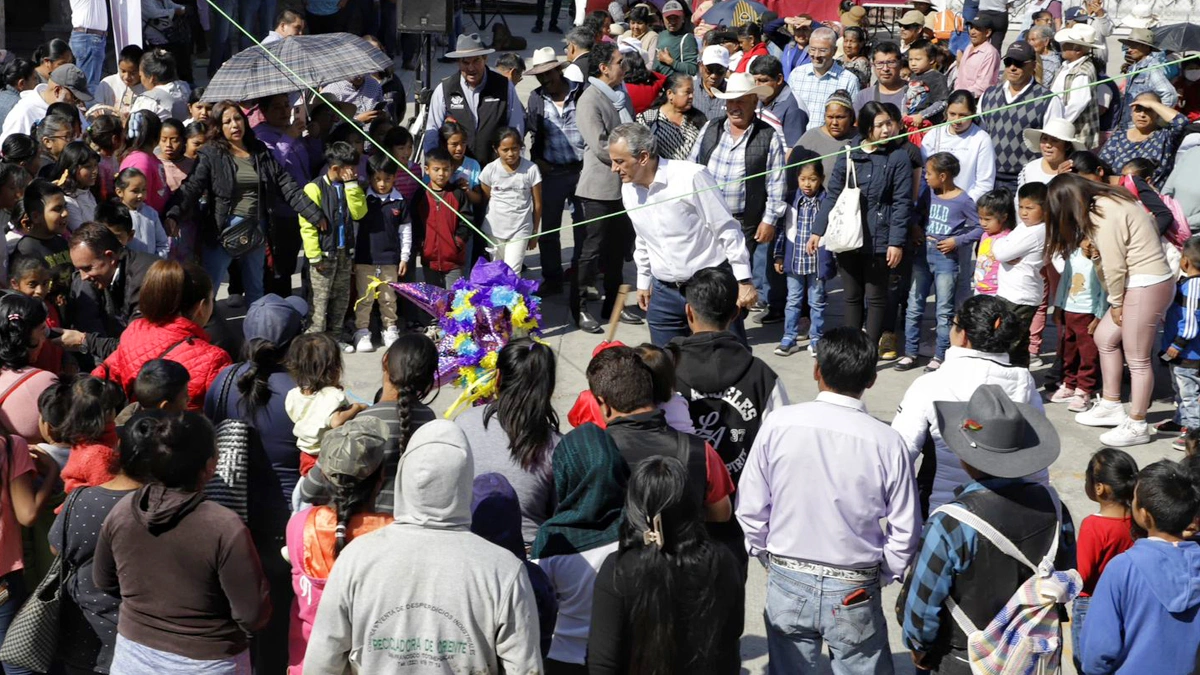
842, 588, 870, 606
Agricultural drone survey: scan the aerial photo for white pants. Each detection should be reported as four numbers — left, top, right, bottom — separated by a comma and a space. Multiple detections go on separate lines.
489, 236, 529, 274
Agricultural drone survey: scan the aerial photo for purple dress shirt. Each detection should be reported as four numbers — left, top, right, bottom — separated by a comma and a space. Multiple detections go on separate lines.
735, 391, 920, 582
254, 123, 311, 218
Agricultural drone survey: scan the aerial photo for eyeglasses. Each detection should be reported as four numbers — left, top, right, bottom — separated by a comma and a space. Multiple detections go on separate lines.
873, 60, 899, 68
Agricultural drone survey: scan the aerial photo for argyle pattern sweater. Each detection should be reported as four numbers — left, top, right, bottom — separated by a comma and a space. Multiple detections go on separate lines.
979, 82, 1053, 184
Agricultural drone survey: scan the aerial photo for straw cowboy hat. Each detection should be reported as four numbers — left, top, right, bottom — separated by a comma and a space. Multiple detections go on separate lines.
525, 47, 566, 76
1053, 23, 1102, 49
934, 385, 1061, 479
1023, 118, 1086, 153
1119, 27, 1159, 50
713, 72, 773, 99
445, 33, 495, 59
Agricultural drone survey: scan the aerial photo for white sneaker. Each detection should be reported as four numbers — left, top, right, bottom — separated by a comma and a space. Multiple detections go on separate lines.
1099, 418, 1152, 447
354, 330, 375, 353
1075, 399, 1127, 427
383, 326, 401, 347
1028, 356, 1045, 369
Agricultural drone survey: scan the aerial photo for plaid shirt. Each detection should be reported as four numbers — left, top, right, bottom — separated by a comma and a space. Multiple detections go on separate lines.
530, 84, 586, 165
773, 191, 822, 275
786, 62, 862, 132
901, 478, 1077, 654
321, 77, 384, 115
690, 119, 787, 223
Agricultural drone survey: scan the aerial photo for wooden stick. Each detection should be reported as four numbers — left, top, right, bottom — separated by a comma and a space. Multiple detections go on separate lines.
605, 284, 633, 343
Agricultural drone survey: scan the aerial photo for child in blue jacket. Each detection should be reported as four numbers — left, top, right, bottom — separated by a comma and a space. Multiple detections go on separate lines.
1161, 237, 1200, 449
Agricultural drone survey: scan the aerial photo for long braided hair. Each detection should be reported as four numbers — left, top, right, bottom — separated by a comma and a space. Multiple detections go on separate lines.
383, 334, 438, 457
331, 470, 382, 556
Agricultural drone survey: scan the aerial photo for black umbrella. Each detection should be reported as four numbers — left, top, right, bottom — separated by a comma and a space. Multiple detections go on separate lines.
1153, 23, 1200, 54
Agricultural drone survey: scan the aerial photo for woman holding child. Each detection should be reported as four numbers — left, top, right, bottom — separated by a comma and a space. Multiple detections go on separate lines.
1045, 173, 1173, 448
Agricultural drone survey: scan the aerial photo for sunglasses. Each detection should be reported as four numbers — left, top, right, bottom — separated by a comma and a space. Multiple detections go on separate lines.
1003, 58, 1030, 68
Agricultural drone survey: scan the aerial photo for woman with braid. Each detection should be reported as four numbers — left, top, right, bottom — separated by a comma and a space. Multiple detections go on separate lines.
285, 416, 393, 674
296, 333, 438, 512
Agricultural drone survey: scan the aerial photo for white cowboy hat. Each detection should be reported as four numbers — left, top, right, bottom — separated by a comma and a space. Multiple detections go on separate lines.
713, 72, 773, 99
445, 33, 495, 59
1023, 118, 1086, 153
525, 47, 566, 76
616, 35, 649, 62
1053, 23, 1101, 48
1121, 2, 1158, 29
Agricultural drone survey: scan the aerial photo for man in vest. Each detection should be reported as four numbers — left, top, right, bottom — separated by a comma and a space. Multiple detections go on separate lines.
901, 385, 1074, 674
607, 123, 756, 346
690, 72, 788, 325
979, 41, 1065, 193
563, 26, 595, 84
572, 42, 641, 333
422, 33, 526, 166
525, 47, 586, 295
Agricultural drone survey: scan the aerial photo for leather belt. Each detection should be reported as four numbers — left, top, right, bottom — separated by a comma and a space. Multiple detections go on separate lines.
769, 554, 880, 581
72, 27, 106, 36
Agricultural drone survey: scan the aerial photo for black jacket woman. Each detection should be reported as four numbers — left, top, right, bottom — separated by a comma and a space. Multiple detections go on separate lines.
809, 100, 913, 346
164, 100, 324, 304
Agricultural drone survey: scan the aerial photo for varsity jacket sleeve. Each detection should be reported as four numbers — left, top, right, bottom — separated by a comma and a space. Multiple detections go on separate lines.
762, 379, 789, 417
890, 374, 933, 463
298, 181, 325, 262
344, 181, 368, 221
1173, 278, 1200, 351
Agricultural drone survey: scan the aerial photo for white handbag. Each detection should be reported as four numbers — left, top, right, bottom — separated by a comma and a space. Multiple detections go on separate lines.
822, 148, 864, 253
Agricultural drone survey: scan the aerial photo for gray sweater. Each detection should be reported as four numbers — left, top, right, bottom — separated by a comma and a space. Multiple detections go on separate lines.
303, 421, 541, 675
456, 406, 559, 543
576, 80, 631, 201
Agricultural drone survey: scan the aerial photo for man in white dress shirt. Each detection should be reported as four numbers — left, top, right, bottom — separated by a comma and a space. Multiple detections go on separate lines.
607, 122, 757, 346
69, 0, 108, 91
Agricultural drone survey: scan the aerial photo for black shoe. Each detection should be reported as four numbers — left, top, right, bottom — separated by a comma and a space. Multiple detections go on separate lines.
549, 23, 564, 33
756, 309, 784, 325
576, 312, 602, 334
749, 301, 768, 313
539, 280, 563, 296
532, 23, 544, 33
585, 286, 601, 302
894, 356, 919, 372
620, 309, 644, 325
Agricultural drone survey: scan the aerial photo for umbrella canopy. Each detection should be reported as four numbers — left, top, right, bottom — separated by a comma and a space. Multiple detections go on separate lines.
203, 33, 391, 103
696, 0, 769, 27
1153, 23, 1200, 54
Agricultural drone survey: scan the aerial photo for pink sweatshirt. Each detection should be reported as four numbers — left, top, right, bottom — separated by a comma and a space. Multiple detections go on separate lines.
119, 150, 171, 214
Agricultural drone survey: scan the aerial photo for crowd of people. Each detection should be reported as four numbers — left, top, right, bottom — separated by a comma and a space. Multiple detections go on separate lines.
0, 0, 1199, 673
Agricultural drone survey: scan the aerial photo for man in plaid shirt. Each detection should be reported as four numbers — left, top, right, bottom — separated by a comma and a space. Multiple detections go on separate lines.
690, 72, 788, 324
900, 385, 1076, 674
786, 27, 862, 132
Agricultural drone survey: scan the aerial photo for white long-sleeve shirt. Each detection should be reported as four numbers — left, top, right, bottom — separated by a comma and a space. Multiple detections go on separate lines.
1051, 56, 1094, 125
920, 123, 997, 204
622, 159, 753, 290
993, 221, 1046, 306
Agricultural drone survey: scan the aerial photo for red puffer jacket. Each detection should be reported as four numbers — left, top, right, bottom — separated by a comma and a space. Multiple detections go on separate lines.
92, 316, 232, 411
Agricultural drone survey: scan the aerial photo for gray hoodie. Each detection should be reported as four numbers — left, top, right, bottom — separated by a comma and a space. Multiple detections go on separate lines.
303, 420, 542, 674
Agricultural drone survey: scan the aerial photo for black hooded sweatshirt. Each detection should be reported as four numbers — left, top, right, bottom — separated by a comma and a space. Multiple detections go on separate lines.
93, 485, 271, 660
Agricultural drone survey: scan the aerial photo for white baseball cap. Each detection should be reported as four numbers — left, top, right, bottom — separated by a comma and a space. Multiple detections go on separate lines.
702, 45, 730, 68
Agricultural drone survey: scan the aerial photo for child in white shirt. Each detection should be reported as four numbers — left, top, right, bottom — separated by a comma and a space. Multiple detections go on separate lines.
990, 184, 1047, 368
480, 128, 542, 273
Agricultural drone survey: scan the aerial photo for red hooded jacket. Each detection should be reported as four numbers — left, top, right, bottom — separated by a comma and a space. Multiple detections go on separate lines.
92, 316, 232, 411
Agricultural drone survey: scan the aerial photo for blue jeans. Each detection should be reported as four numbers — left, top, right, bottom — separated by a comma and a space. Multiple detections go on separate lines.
1071, 595, 1090, 674
208, 0, 241, 77
238, 0, 277, 50
1171, 363, 1200, 428
904, 256, 958, 360
202, 242, 266, 304
69, 32, 106, 93
749, 238, 785, 311
764, 563, 893, 675
0, 571, 30, 675
783, 273, 825, 347
648, 277, 746, 348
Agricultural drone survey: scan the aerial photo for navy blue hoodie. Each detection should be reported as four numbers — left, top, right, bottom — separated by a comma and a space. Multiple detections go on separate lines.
1079, 538, 1200, 674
